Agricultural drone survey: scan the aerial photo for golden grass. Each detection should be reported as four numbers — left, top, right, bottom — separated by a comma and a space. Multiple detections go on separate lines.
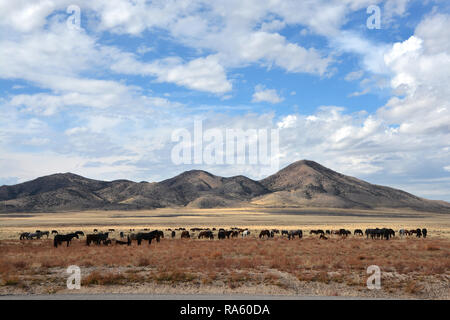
0, 235, 449, 298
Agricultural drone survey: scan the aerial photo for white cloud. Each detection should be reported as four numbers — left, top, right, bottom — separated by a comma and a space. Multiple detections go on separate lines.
252, 85, 284, 104
345, 70, 364, 81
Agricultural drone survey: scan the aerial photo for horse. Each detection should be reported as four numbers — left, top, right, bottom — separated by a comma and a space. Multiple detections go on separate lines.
242, 230, 250, 237
259, 230, 271, 238
136, 231, 160, 245
339, 229, 351, 237
218, 230, 226, 240
281, 230, 289, 237
354, 229, 363, 236
198, 230, 214, 239
51, 230, 58, 234
422, 228, 427, 238
86, 232, 109, 246
27, 232, 42, 240
54, 233, 79, 248
38, 231, 50, 238
288, 230, 303, 240
19, 232, 30, 240
415, 228, 422, 238
171, 231, 176, 238
181, 231, 190, 239
156, 230, 164, 240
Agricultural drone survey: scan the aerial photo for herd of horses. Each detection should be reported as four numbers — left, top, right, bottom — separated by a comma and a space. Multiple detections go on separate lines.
18, 226, 430, 248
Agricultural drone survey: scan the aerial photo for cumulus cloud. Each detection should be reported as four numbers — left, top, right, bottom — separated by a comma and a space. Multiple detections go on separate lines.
0, 1, 449, 201
252, 85, 284, 104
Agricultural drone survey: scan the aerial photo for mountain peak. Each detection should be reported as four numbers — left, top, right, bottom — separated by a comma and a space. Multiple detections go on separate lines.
1, 160, 449, 213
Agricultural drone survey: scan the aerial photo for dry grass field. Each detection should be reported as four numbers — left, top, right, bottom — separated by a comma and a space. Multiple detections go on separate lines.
0, 207, 449, 299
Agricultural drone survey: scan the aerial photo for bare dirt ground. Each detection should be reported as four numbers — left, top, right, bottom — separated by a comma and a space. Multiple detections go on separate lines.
0, 208, 449, 299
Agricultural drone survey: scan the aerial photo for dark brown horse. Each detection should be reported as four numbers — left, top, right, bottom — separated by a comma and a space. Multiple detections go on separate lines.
181, 230, 190, 239
198, 230, 214, 239
259, 230, 271, 238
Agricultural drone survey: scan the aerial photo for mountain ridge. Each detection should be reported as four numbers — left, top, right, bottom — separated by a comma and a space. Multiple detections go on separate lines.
1, 160, 449, 213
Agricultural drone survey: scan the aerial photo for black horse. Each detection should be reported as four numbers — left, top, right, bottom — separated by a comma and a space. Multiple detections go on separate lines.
171, 231, 176, 238
218, 230, 226, 240
354, 229, 363, 236
422, 228, 427, 238
86, 232, 109, 246
19, 232, 30, 240
54, 233, 79, 248
288, 230, 303, 240
198, 230, 214, 239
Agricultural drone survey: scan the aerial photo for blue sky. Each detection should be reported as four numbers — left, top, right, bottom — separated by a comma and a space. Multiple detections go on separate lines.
0, 0, 449, 201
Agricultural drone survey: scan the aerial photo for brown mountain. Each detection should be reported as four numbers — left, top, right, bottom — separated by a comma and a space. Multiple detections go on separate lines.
1, 160, 449, 213
255, 160, 450, 211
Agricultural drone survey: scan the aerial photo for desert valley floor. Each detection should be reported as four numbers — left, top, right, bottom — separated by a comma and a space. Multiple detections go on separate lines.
1, 207, 449, 299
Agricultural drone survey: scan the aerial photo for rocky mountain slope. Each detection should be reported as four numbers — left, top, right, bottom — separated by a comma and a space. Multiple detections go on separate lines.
1, 160, 449, 213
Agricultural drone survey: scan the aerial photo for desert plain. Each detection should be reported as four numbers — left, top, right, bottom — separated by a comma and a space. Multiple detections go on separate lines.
0, 207, 449, 299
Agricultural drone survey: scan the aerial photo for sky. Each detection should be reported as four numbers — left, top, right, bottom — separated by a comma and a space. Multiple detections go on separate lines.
0, 0, 449, 201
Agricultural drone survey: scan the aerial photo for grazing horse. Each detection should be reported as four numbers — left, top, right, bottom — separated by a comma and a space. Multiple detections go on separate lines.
171, 231, 176, 238
281, 230, 289, 237
259, 230, 271, 238
339, 229, 351, 237
19, 232, 30, 240
422, 228, 427, 238
136, 230, 162, 245
27, 232, 42, 240
354, 229, 363, 236
242, 230, 250, 237
181, 231, 190, 239
198, 230, 214, 239
54, 233, 79, 248
399, 229, 406, 237
416, 228, 422, 238
86, 232, 109, 246
218, 230, 226, 240
288, 230, 303, 240
38, 231, 50, 238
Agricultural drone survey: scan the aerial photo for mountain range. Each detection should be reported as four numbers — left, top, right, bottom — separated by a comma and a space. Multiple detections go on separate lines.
1, 160, 449, 213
